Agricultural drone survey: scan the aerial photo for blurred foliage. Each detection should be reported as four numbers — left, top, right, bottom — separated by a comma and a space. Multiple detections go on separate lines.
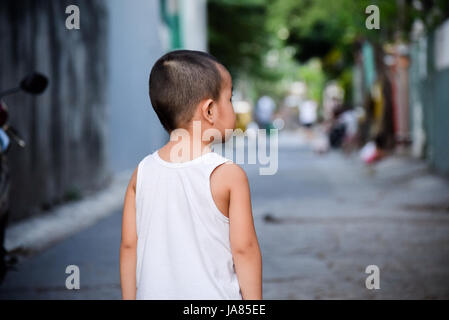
208, 0, 449, 106
296, 59, 325, 103
337, 68, 353, 106
208, 0, 271, 80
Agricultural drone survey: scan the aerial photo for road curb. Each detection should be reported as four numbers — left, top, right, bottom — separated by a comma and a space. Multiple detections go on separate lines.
4, 170, 131, 255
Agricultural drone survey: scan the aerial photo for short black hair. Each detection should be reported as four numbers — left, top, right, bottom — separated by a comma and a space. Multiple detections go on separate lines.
149, 50, 225, 132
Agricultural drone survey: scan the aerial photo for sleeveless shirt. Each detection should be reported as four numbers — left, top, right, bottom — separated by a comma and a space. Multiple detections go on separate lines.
135, 150, 243, 300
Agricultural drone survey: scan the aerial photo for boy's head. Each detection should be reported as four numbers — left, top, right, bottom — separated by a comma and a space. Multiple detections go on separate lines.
149, 50, 235, 140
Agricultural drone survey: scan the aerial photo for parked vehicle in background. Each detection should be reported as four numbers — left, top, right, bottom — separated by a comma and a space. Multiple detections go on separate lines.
0, 72, 48, 282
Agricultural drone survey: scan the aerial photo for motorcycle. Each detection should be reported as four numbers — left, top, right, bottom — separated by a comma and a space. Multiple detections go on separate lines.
0, 72, 48, 282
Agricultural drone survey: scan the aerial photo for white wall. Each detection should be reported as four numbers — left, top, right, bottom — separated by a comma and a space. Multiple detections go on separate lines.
106, 0, 168, 172
180, 0, 208, 51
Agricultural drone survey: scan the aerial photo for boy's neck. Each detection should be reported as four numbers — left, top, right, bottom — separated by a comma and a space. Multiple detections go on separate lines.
159, 126, 213, 163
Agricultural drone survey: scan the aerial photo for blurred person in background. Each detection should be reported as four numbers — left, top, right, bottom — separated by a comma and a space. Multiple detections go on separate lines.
328, 105, 346, 148
281, 81, 306, 130
322, 82, 344, 124
280, 94, 300, 130
298, 99, 318, 141
339, 107, 361, 154
255, 95, 276, 132
298, 99, 318, 129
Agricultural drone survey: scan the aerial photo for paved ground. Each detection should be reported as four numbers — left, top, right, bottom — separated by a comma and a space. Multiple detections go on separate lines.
1, 131, 449, 299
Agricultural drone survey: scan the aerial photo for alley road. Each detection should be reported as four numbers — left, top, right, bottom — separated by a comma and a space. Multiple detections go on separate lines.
1, 132, 449, 299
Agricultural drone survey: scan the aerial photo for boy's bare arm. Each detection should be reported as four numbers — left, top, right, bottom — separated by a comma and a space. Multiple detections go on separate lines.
226, 163, 262, 300
120, 167, 138, 300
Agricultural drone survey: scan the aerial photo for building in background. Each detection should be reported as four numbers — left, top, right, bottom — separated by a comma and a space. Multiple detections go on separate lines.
106, 0, 166, 173
354, 17, 449, 175
409, 18, 449, 174
159, 0, 207, 51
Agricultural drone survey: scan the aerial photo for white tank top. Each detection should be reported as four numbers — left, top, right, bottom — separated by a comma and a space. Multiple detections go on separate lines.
135, 150, 243, 300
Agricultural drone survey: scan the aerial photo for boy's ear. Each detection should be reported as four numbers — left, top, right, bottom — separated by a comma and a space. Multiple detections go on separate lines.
200, 98, 215, 125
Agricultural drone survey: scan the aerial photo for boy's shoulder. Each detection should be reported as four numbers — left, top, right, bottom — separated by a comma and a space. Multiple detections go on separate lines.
130, 152, 158, 190
137, 151, 159, 170
211, 157, 248, 187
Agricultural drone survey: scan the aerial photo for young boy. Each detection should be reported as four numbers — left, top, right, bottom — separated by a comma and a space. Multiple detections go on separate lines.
120, 50, 262, 300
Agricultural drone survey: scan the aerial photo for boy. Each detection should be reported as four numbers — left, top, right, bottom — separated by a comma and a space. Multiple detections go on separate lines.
120, 50, 262, 300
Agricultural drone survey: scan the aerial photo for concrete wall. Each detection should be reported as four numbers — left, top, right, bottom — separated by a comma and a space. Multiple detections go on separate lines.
0, 0, 109, 222
430, 64, 449, 174
0, 0, 170, 222
180, 0, 208, 51
105, 0, 167, 173
409, 19, 449, 175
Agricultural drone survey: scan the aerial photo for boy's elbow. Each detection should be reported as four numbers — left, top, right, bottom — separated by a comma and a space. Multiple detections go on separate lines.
232, 240, 259, 256
121, 239, 137, 250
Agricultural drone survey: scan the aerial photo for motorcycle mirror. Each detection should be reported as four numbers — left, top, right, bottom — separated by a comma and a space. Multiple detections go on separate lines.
20, 73, 49, 95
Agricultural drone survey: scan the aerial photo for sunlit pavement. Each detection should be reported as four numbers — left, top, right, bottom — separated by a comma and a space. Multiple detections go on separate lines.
1, 130, 449, 299
251, 130, 449, 299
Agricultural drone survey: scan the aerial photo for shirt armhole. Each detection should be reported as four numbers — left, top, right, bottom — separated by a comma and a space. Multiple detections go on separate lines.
135, 157, 147, 232
136, 159, 144, 201
208, 160, 233, 223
